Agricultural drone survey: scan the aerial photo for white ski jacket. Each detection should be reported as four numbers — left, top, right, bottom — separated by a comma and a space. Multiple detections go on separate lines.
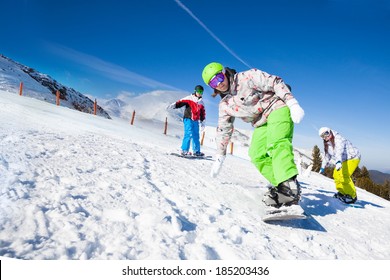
215, 68, 295, 155
321, 130, 361, 168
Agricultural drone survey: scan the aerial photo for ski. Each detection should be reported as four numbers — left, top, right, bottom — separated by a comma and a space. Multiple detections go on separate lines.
334, 197, 363, 208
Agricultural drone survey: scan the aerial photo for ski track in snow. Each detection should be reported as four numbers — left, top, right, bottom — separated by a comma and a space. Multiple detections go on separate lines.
1, 91, 390, 260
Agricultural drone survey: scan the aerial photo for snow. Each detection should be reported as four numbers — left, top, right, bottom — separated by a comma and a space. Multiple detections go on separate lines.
1, 89, 390, 278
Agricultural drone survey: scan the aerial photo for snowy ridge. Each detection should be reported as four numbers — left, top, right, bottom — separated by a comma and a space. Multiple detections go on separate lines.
1, 90, 390, 260
0, 54, 110, 119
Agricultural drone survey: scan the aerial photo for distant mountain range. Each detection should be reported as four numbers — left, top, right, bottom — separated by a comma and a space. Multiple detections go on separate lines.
369, 170, 390, 184
0, 54, 111, 119
98, 90, 186, 125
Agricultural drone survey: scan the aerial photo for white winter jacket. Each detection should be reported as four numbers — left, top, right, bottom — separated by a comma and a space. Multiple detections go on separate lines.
321, 130, 361, 168
215, 68, 294, 155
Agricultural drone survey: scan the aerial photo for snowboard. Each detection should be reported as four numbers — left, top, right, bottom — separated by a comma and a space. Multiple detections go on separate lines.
334, 197, 362, 208
170, 152, 213, 160
262, 204, 307, 222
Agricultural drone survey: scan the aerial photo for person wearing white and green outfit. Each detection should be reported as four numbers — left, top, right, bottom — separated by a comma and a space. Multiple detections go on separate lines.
202, 62, 305, 208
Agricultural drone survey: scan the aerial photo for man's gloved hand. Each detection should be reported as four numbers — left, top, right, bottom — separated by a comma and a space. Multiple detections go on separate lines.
210, 154, 225, 178
319, 168, 325, 174
335, 161, 342, 171
286, 98, 304, 123
166, 103, 176, 110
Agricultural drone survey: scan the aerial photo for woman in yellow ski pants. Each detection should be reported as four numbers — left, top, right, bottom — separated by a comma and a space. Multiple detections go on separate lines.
319, 127, 361, 203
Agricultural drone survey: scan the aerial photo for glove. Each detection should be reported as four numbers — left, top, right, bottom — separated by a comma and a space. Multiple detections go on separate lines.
210, 154, 225, 178
166, 102, 176, 110
286, 98, 304, 123
335, 161, 342, 171
200, 121, 206, 133
319, 168, 325, 174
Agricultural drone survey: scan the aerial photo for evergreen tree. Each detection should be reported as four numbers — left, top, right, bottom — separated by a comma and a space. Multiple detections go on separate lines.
352, 166, 362, 182
355, 166, 375, 193
352, 167, 390, 201
311, 145, 322, 172
381, 180, 390, 200
360, 166, 371, 179
324, 166, 334, 179
356, 177, 375, 192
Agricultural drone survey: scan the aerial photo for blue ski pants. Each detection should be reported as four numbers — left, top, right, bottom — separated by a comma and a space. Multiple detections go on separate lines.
181, 118, 200, 153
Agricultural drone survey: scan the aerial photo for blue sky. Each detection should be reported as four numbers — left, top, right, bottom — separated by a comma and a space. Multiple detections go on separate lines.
1, 0, 390, 171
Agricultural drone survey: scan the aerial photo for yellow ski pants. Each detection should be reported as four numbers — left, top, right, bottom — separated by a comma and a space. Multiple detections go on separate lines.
333, 158, 360, 198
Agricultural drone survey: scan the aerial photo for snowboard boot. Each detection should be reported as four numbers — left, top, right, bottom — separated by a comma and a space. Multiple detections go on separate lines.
181, 150, 189, 156
334, 192, 357, 204
342, 194, 357, 204
262, 177, 301, 208
333, 192, 343, 199
194, 151, 204, 157
262, 186, 280, 207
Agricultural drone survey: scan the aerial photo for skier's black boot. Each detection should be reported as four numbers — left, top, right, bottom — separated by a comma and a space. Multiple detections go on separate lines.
334, 192, 357, 204
262, 176, 301, 208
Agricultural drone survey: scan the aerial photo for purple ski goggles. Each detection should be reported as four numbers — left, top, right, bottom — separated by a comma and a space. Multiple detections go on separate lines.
208, 72, 225, 89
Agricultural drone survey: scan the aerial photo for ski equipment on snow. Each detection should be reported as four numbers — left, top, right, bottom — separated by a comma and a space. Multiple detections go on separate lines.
262, 204, 307, 222
262, 177, 301, 208
170, 152, 212, 160
333, 192, 357, 204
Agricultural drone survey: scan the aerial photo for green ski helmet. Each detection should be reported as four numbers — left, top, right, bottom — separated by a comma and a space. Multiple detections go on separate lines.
194, 85, 204, 94
202, 62, 224, 85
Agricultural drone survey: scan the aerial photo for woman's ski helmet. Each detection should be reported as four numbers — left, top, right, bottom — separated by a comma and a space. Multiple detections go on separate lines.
202, 62, 224, 85
318, 127, 331, 137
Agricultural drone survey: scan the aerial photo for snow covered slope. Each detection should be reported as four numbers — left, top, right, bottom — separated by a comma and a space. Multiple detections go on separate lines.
1, 90, 390, 260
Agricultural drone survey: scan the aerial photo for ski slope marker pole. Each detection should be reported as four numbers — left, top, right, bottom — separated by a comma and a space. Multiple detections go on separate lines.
164, 117, 168, 135
94, 99, 97, 115
19, 82, 23, 96
131, 110, 135, 125
56, 90, 60, 106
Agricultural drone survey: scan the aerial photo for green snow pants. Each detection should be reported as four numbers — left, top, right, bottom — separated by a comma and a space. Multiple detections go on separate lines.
248, 106, 298, 186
